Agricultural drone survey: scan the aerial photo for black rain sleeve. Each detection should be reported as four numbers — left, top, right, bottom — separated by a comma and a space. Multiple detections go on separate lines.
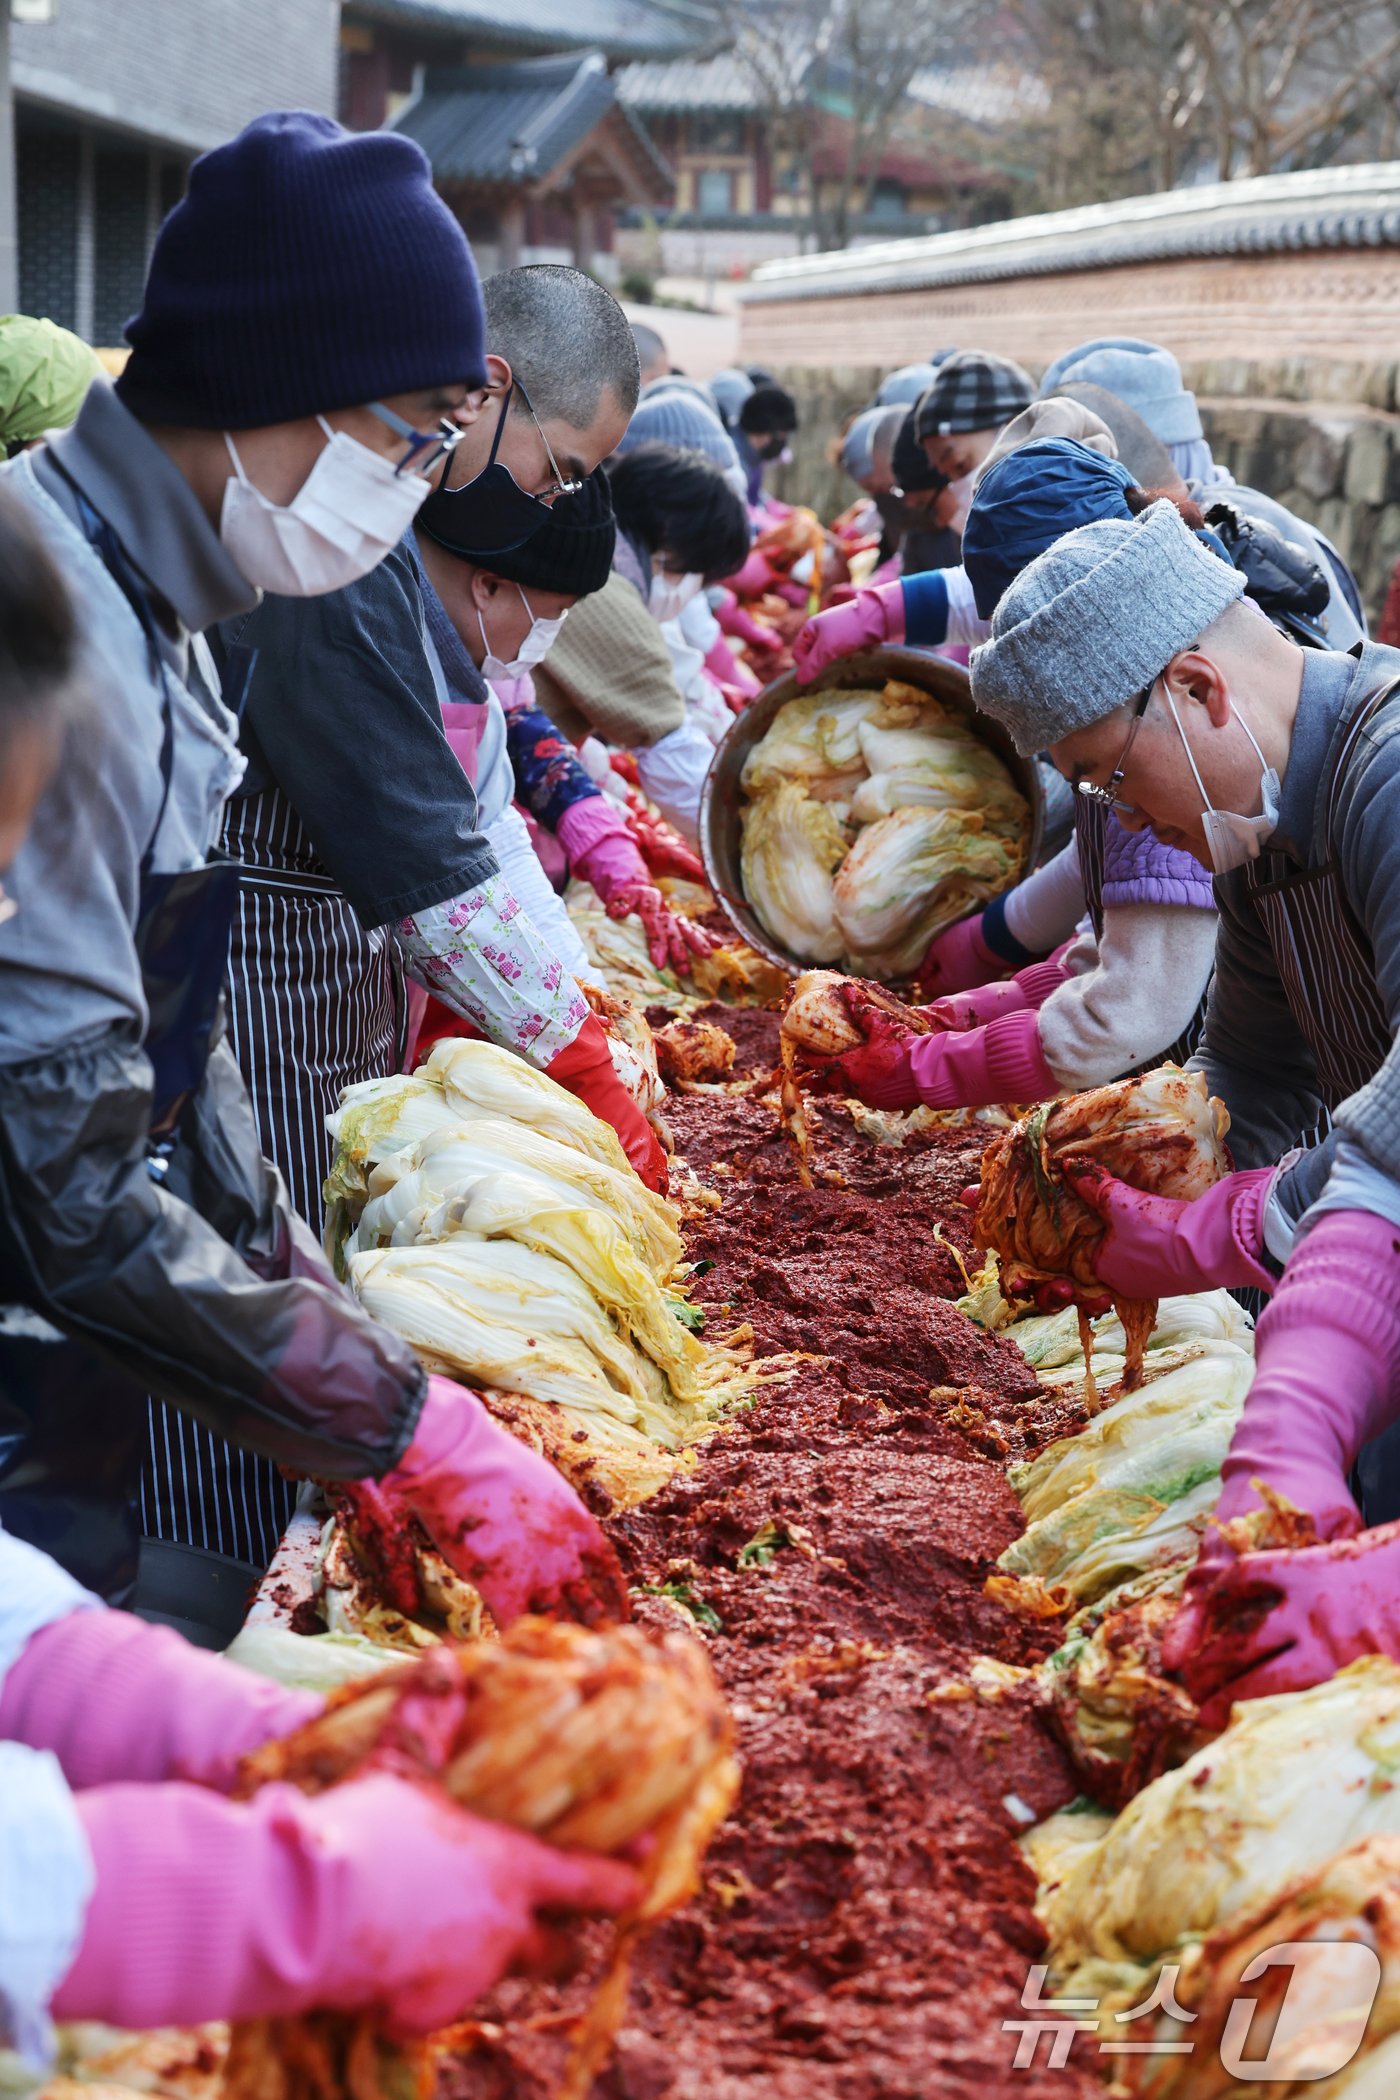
0, 1029, 425, 1479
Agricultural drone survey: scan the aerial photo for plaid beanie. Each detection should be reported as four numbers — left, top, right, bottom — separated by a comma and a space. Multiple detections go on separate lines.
891, 408, 947, 494
970, 498, 1246, 755
1036, 338, 1203, 447
914, 351, 1034, 438
116, 111, 485, 428
431, 463, 616, 597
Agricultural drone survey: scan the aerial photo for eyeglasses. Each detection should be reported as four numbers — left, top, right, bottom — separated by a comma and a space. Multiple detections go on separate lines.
367, 400, 465, 480
1077, 686, 1152, 812
511, 377, 584, 503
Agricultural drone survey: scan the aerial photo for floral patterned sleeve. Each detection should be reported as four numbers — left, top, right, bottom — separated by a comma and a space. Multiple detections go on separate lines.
505, 704, 602, 835
395, 873, 590, 1068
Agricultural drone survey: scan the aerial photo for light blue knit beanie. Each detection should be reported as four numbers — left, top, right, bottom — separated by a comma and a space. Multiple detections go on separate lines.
970, 499, 1246, 754
1036, 337, 1202, 447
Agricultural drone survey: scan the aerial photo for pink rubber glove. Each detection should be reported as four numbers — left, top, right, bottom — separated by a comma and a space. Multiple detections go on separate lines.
55, 1773, 639, 2034
556, 795, 651, 904
915, 910, 1007, 997
0, 1607, 320, 1794
703, 630, 759, 695
1061, 1161, 1279, 1301
718, 597, 782, 653
792, 580, 905, 687
1186, 1209, 1400, 1552
1164, 1518, 1400, 1724
927, 949, 1074, 1032
372, 1374, 631, 1627
817, 992, 1056, 1111
725, 548, 783, 598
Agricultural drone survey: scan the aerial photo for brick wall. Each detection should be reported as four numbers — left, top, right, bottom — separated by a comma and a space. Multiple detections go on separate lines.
740, 248, 1400, 379
769, 362, 1400, 626
11, 0, 336, 154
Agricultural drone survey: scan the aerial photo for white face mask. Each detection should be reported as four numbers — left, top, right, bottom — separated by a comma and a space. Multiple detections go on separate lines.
220, 419, 431, 597
1160, 676, 1280, 876
649, 569, 704, 622
478, 584, 568, 683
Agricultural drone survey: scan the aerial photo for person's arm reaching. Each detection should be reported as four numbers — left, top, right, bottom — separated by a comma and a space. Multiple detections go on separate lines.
393, 875, 666, 1190
917, 839, 1084, 997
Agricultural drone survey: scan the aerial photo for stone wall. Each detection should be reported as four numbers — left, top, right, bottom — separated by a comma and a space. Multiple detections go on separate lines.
770, 361, 1400, 625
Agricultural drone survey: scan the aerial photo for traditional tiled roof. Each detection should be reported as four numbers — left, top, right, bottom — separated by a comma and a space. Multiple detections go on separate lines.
616, 48, 760, 113
743, 160, 1400, 302
393, 49, 674, 194
345, 0, 711, 62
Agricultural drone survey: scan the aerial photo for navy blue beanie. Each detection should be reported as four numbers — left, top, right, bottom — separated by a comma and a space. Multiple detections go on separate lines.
962, 438, 1138, 619
116, 111, 486, 430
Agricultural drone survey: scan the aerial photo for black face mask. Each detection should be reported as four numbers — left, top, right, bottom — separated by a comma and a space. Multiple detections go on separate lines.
415, 388, 554, 558
757, 434, 790, 461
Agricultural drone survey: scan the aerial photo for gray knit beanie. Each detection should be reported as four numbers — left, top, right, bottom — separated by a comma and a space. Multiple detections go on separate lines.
1037, 337, 1203, 447
970, 498, 1246, 754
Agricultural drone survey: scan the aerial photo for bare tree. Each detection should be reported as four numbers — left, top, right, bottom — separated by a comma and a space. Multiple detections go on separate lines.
1006, 0, 1400, 207
715, 0, 992, 249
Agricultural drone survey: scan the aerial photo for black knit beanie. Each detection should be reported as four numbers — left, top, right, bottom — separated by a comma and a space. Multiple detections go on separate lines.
422, 463, 617, 597
891, 408, 948, 494
116, 111, 486, 429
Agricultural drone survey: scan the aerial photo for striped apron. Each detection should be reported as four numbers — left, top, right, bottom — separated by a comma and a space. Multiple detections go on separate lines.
1075, 797, 1210, 1070
1242, 675, 1399, 1511
141, 784, 405, 1569
1241, 680, 1398, 1111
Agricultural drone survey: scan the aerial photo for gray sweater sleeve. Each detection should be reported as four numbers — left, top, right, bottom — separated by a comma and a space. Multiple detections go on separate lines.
1188, 877, 1326, 1171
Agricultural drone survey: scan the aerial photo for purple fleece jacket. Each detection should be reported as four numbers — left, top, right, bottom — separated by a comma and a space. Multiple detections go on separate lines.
1101, 816, 1217, 911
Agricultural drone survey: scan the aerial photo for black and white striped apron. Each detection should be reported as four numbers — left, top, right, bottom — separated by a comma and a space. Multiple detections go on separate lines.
140, 785, 404, 1568
1242, 675, 1400, 1513
1241, 678, 1399, 1110
1075, 796, 1210, 1070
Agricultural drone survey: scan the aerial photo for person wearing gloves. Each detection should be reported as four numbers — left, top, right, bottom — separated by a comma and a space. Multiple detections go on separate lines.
0, 1527, 636, 2071
796, 400, 1122, 685
0, 115, 630, 1631
807, 433, 1345, 1114
809, 438, 1221, 1113
208, 264, 667, 1567
1040, 335, 1366, 637
967, 497, 1400, 1706
412, 462, 711, 980
0, 315, 104, 457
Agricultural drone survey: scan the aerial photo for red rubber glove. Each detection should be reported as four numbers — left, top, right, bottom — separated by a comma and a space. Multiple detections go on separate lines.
55, 1773, 639, 2035
792, 580, 905, 687
1164, 1519, 1400, 1724
375, 1373, 630, 1627
0, 1607, 320, 1794
915, 909, 1006, 996
606, 882, 715, 974
547, 1012, 669, 1191
1061, 1161, 1279, 1301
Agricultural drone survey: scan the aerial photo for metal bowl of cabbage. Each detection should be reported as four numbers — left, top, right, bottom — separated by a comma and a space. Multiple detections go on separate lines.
700, 647, 1043, 982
